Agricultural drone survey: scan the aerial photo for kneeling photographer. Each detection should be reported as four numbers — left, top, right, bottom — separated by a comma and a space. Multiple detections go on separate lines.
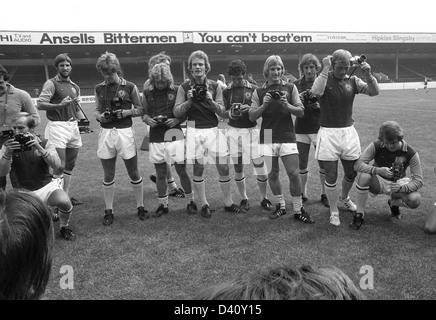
0, 112, 76, 241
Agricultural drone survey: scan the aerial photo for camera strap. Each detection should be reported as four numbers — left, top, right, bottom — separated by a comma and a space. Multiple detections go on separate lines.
104, 80, 121, 108
74, 100, 89, 122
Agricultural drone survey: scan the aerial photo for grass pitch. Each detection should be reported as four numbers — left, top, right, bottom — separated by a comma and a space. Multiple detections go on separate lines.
35, 88, 436, 300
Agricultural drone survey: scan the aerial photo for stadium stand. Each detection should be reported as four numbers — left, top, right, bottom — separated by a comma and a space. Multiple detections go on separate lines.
3, 44, 436, 96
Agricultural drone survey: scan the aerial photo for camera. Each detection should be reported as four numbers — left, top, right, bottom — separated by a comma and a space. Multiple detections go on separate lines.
350, 54, 367, 66
0, 128, 14, 139
300, 89, 318, 104
192, 85, 208, 102
267, 90, 285, 100
391, 157, 405, 182
152, 115, 168, 125
111, 97, 123, 108
230, 103, 242, 118
13, 133, 32, 152
103, 108, 116, 121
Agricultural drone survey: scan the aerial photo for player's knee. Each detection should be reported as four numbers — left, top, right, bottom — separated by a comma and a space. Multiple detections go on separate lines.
407, 193, 422, 209
357, 173, 372, 186
268, 169, 279, 180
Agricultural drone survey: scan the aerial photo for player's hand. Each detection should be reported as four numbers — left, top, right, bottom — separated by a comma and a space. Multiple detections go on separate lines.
148, 118, 158, 128
240, 104, 250, 115
97, 113, 110, 123
205, 91, 213, 102
3, 138, 20, 153
60, 96, 74, 107
390, 183, 402, 193
322, 55, 332, 69
377, 166, 394, 179
360, 62, 372, 78
263, 94, 272, 106
165, 118, 180, 128
187, 90, 194, 102
27, 135, 43, 151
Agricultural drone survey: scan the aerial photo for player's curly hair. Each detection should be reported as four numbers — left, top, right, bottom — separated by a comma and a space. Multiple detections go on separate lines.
299, 53, 321, 74
263, 55, 285, 79
378, 121, 405, 142
148, 63, 174, 87
96, 51, 122, 76
227, 60, 247, 77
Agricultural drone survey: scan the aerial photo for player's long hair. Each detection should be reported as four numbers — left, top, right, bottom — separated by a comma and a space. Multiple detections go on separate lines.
298, 53, 321, 74
378, 121, 405, 142
0, 191, 54, 300
148, 52, 171, 70
263, 55, 285, 79
148, 63, 174, 87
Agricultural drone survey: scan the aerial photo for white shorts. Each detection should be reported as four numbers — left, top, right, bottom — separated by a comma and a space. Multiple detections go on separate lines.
185, 127, 228, 161
226, 127, 262, 163
30, 178, 63, 205
315, 126, 361, 161
261, 143, 299, 157
149, 140, 185, 164
97, 127, 137, 160
369, 176, 411, 197
296, 133, 318, 145
45, 121, 82, 149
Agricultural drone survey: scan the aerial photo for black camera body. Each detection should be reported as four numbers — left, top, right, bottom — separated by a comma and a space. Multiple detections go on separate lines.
391, 162, 404, 182
230, 103, 242, 117
153, 115, 168, 125
192, 85, 208, 102
103, 108, 117, 121
111, 97, 123, 108
0, 128, 15, 140
350, 54, 367, 66
13, 133, 32, 152
268, 90, 285, 100
300, 89, 318, 104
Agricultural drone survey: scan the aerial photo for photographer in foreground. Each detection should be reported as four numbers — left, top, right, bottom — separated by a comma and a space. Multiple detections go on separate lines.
174, 50, 244, 218
94, 51, 147, 226
142, 62, 196, 217
0, 64, 40, 190
311, 49, 379, 227
0, 112, 76, 241
249, 55, 314, 224
351, 121, 423, 230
